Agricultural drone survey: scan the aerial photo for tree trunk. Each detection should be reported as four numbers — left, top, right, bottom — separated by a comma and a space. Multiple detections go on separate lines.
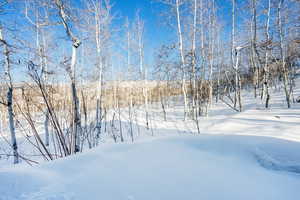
232, 0, 237, 108
264, 0, 271, 108
278, 0, 291, 108
191, 0, 197, 119
0, 26, 19, 164
70, 45, 81, 153
176, 0, 188, 121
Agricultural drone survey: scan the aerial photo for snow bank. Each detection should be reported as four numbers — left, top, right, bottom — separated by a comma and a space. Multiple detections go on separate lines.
1, 135, 300, 200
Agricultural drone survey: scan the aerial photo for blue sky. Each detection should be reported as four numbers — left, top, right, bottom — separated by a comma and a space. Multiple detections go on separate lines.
1, 0, 247, 81
110, 0, 235, 69
112, 0, 174, 63
112, 0, 236, 46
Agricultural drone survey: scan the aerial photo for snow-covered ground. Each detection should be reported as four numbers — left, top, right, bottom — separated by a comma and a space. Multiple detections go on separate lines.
1, 135, 300, 200
0, 82, 300, 200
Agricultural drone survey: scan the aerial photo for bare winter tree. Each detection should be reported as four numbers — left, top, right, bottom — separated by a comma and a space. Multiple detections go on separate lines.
24, 0, 52, 146
54, 0, 82, 153
263, 0, 271, 108
232, 0, 238, 109
159, 0, 188, 120
86, 0, 113, 145
133, 10, 149, 129
190, 0, 197, 119
0, 24, 19, 164
175, 0, 188, 120
278, 0, 291, 108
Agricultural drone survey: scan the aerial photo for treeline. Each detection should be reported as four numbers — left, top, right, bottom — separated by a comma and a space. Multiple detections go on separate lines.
155, 0, 300, 118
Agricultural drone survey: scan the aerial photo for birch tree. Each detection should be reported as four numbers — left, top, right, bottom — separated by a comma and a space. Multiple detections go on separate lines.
24, 0, 51, 146
176, 0, 188, 120
207, 0, 216, 113
133, 11, 149, 129
87, 0, 113, 144
190, 0, 197, 119
232, 0, 238, 109
54, 0, 82, 153
278, 0, 291, 108
263, 0, 271, 108
0, 24, 19, 164
199, 0, 206, 116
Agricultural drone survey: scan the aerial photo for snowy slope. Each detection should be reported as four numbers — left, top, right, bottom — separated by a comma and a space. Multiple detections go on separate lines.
1, 135, 300, 200
1, 80, 300, 199
1, 80, 300, 165
146, 81, 300, 142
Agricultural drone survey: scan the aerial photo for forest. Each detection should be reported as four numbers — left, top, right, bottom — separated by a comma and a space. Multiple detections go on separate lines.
0, 0, 299, 164
0, 0, 299, 182
1, 0, 300, 199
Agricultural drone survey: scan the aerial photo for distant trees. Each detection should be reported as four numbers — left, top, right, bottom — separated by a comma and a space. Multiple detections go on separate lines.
156, 0, 299, 114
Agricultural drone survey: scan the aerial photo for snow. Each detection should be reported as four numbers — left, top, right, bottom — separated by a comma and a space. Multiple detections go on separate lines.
1, 82, 300, 199
1, 135, 300, 200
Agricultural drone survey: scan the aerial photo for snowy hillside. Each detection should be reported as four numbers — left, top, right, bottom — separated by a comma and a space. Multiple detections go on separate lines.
1, 0, 299, 199
1, 135, 300, 200
1, 83, 300, 200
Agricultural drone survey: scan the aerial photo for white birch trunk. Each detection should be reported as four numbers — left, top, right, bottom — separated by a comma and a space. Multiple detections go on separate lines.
55, 0, 82, 153
207, 0, 215, 115
232, 0, 237, 108
278, 0, 291, 108
191, 0, 197, 119
137, 15, 149, 129
94, 3, 103, 143
264, 0, 271, 108
0, 26, 19, 164
176, 0, 188, 120
71, 45, 81, 153
199, 0, 205, 116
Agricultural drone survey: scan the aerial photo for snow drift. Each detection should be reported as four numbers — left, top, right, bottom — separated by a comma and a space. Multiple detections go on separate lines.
1, 135, 300, 200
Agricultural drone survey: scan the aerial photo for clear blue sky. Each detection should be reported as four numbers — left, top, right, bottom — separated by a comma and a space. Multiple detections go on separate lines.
1, 0, 240, 81
111, 0, 235, 70
112, 0, 174, 65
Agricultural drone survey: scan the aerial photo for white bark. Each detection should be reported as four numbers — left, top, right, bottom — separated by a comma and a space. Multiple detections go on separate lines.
278, 0, 291, 108
232, 0, 237, 109
0, 26, 19, 164
207, 0, 215, 114
92, 0, 103, 143
25, 1, 50, 146
191, 0, 197, 119
175, 0, 188, 120
199, 0, 205, 116
264, 0, 271, 108
235, 48, 242, 112
136, 13, 149, 129
55, 0, 82, 153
